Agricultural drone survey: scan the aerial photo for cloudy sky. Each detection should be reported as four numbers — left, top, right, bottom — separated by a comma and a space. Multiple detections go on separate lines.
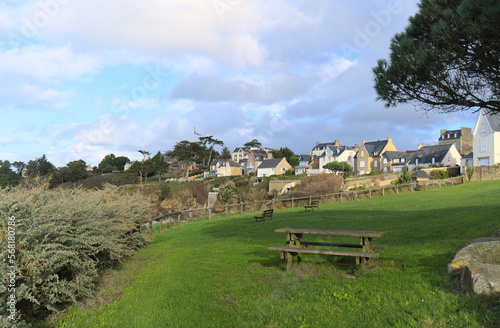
0, 0, 478, 167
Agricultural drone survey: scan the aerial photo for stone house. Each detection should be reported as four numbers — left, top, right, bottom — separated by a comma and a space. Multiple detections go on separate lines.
438, 127, 473, 157
240, 152, 272, 175
354, 138, 397, 175
256, 158, 293, 178
472, 109, 500, 166
383, 151, 415, 173
407, 144, 462, 171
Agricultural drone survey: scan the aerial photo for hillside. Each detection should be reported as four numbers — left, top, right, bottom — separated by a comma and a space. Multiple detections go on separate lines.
54, 180, 500, 328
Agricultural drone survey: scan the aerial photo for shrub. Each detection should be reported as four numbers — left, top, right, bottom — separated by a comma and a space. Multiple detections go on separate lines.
218, 181, 237, 203
430, 169, 449, 179
396, 170, 412, 184
0, 184, 153, 325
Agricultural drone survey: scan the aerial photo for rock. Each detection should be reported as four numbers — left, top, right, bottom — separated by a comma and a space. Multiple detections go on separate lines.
448, 241, 500, 295
461, 263, 500, 295
466, 237, 500, 245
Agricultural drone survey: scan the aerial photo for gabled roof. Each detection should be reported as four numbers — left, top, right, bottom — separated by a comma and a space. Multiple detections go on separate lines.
210, 159, 240, 167
439, 129, 462, 140
363, 140, 388, 156
299, 155, 312, 162
408, 144, 453, 165
257, 158, 285, 169
483, 111, 500, 132
411, 170, 431, 178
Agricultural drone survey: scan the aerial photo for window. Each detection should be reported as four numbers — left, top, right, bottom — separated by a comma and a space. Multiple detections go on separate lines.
431, 157, 435, 165
383, 158, 388, 164
360, 160, 365, 168
374, 160, 378, 168
361, 150, 364, 157
481, 138, 486, 152
415, 158, 419, 166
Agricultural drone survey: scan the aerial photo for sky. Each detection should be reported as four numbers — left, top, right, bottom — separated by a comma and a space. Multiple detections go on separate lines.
0, 0, 479, 167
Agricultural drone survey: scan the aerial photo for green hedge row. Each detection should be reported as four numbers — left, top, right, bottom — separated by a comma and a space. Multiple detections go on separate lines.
0, 184, 153, 327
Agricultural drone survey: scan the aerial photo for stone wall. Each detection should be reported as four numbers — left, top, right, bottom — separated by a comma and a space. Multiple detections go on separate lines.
468, 165, 500, 182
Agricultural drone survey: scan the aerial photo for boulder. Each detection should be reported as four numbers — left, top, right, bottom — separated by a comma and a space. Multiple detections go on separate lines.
461, 263, 500, 295
448, 241, 500, 295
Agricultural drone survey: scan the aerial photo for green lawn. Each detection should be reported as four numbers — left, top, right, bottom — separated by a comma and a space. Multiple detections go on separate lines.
55, 180, 500, 328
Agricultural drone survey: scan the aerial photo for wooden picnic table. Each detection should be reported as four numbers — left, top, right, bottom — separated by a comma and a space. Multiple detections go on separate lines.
268, 227, 386, 269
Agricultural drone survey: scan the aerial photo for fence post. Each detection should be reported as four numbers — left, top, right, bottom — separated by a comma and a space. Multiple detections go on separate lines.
189, 209, 193, 223
292, 197, 295, 208
177, 213, 181, 225
225, 205, 228, 217
159, 218, 163, 234
240, 203, 243, 215
254, 200, 257, 212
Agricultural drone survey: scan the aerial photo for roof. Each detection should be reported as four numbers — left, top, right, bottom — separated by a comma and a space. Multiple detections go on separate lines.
299, 155, 312, 162
484, 111, 500, 132
384, 151, 415, 163
411, 170, 431, 178
463, 152, 473, 159
257, 158, 285, 169
408, 144, 453, 165
439, 129, 462, 140
355, 140, 388, 158
210, 159, 240, 167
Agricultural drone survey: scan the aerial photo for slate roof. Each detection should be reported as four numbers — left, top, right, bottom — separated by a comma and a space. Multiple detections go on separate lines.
257, 158, 284, 169
408, 144, 453, 165
411, 170, 431, 178
384, 151, 414, 163
484, 111, 500, 132
210, 159, 240, 167
354, 140, 388, 158
439, 129, 462, 140
299, 155, 312, 163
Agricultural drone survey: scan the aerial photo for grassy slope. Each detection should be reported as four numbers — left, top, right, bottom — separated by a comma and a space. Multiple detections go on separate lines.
56, 181, 500, 328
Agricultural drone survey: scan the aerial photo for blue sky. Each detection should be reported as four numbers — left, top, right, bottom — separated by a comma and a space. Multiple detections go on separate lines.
0, 0, 478, 167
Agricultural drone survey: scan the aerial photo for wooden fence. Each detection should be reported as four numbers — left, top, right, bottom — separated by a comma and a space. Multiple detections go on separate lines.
146, 176, 464, 233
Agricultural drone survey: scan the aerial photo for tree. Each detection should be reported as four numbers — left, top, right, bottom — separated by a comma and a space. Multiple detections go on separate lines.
98, 154, 130, 173
166, 141, 205, 178
323, 161, 353, 177
244, 139, 262, 148
12, 161, 25, 175
396, 170, 412, 184
57, 160, 89, 184
25, 155, 55, 178
373, 0, 500, 114
272, 147, 297, 166
0, 161, 20, 188
220, 147, 232, 160
199, 135, 224, 166
151, 151, 169, 182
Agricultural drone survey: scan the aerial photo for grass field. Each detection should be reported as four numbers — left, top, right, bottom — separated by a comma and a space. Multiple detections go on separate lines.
54, 180, 500, 328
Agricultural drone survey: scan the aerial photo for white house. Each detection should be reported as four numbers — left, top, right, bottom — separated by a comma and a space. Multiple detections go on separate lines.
256, 158, 292, 178
472, 109, 500, 166
308, 141, 357, 175
407, 144, 461, 171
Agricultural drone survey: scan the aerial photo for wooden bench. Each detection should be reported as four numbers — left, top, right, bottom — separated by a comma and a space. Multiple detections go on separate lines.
254, 209, 273, 222
304, 200, 319, 211
269, 227, 386, 269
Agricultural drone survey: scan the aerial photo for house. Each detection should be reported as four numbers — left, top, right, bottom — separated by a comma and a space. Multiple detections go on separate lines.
407, 144, 461, 171
308, 140, 357, 175
209, 159, 242, 177
383, 151, 415, 173
123, 162, 133, 171
438, 127, 473, 156
240, 152, 272, 175
256, 158, 293, 178
294, 155, 312, 175
232, 146, 273, 162
472, 110, 500, 166
85, 164, 94, 172
354, 138, 397, 175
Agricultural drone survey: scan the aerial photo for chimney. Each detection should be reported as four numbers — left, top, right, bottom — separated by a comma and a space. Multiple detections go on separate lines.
334, 140, 339, 146
417, 144, 423, 150
387, 137, 392, 143
362, 140, 366, 145
316, 142, 321, 146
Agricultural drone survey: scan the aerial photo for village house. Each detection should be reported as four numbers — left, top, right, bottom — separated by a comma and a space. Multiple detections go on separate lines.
407, 144, 461, 171
256, 158, 293, 178
354, 138, 397, 175
231, 146, 273, 162
383, 151, 415, 173
307, 140, 357, 175
209, 159, 242, 177
239, 152, 273, 175
438, 127, 473, 157
294, 155, 312, 175
472, 109, 500, 166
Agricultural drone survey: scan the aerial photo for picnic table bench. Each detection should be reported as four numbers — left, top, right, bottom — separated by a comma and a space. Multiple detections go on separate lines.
268, 227, 386, 269
254, 209, 273, 222
304, 200, 320, 211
